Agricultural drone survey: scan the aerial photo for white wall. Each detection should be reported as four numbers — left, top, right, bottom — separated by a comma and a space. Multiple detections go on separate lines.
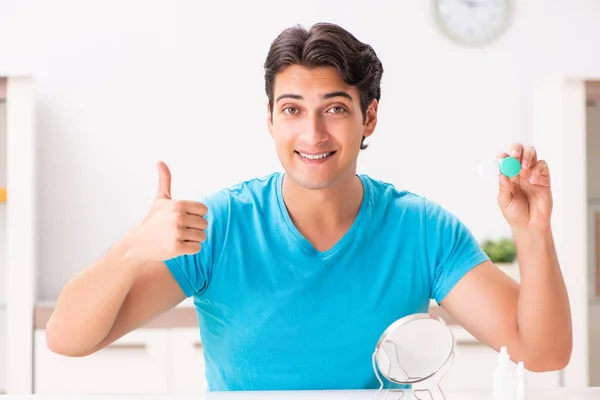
1, 0, 600, 299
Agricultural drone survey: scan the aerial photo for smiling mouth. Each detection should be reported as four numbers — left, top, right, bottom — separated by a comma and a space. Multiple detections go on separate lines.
295, 151, 337, 160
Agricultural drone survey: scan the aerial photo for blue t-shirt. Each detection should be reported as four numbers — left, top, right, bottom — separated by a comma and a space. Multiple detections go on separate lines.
164, 172, 489, 391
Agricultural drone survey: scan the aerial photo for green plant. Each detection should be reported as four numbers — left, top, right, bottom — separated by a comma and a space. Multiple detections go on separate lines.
480, 238, 517, 263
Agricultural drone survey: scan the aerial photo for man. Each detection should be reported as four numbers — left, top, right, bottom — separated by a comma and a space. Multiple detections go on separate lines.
46, 22, 572, 391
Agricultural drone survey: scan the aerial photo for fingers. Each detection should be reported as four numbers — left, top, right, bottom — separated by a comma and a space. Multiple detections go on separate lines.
178, 241, 202, 255
179, 213, 208, 230
188, 202, 209, 216
174, 213, 207, 252
156, 161, 172, 199
179, 227, 207, 243
175, 210, 208, 244
174, 200, 209, 216
528, 159, 550, 187
507, 142, 537, 169
497, 143, 551, 187
520, 145, 537, 170
508, 142, 524, 160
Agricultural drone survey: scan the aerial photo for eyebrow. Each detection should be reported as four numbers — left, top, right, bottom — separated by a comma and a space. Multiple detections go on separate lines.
275, 91, 353, 103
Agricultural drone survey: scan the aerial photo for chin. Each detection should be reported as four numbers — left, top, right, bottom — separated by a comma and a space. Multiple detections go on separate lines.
286, 172, 337, 190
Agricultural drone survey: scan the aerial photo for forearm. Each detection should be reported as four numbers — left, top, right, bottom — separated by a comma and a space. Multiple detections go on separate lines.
514, 228, 572, 369
45, 234, 148, 356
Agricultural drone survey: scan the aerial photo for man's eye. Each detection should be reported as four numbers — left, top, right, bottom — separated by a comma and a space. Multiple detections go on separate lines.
327, 106, 347, 114
283, 107, 299, 115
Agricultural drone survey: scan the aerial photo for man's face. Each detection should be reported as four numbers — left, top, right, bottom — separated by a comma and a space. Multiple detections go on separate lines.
267, 65, 377, 190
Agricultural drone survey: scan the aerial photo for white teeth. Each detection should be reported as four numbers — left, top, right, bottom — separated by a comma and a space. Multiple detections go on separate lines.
298, 152, 333, 160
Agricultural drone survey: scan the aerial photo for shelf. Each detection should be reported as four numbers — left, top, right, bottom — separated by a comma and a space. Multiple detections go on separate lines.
2, 76, 36, 393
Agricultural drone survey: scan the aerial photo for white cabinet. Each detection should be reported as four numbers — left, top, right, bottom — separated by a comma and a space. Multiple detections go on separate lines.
34, 327, 208, 394
33, 324, 563, 394
34, 329, 171, 394
169, 328, 208, 393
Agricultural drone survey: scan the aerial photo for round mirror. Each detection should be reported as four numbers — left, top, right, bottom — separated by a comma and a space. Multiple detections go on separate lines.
372, 313, 455, 399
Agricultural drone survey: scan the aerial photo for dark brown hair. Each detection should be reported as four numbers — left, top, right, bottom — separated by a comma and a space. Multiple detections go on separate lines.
264, 22, 384, 150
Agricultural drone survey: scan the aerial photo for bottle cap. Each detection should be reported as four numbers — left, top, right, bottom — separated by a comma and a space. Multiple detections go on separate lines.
497, 346, 509, 361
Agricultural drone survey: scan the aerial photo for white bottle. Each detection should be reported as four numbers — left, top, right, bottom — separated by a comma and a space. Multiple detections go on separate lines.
516, 361, 527, 400
493, 346, 514, 400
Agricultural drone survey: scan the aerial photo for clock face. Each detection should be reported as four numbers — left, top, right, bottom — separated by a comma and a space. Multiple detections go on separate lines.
433, 0, 512, 46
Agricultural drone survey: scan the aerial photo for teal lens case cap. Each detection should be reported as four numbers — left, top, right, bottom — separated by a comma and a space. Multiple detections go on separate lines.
499, 156, 521, 178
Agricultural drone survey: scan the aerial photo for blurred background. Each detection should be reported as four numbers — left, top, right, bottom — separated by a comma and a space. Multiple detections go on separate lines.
0, 0, 599, 395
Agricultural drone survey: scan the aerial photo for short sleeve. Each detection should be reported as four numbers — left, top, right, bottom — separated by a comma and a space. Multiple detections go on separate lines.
425, 200, 490, 304
164, 190, 230, 297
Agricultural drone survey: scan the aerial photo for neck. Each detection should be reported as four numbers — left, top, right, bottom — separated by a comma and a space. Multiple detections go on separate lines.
281, 172, 364, 231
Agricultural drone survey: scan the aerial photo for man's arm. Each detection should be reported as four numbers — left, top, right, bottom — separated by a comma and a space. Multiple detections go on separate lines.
435, 143, 573, 372
440, 230, 572, 372
46, 161, 208, 357
45, 239, 186, 356
440, 143, 572, 372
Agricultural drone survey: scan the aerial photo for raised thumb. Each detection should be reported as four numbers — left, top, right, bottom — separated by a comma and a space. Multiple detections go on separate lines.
156, 161, 172, 199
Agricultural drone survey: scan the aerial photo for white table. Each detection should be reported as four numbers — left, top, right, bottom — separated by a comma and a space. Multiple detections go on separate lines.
1, 388, 600, 399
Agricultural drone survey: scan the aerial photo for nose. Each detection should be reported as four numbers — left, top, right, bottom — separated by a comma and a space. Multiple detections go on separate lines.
299, 112, 328, 146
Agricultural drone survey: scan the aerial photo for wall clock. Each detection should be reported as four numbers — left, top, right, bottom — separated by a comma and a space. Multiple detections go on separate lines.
433, 0, 513, 47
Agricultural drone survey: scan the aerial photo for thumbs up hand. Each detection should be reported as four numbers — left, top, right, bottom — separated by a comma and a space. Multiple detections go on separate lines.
128, 161, 209, 261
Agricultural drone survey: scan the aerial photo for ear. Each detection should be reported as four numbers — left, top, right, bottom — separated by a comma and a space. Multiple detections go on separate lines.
266, 101, 274, 138
362, 99, 378, 139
